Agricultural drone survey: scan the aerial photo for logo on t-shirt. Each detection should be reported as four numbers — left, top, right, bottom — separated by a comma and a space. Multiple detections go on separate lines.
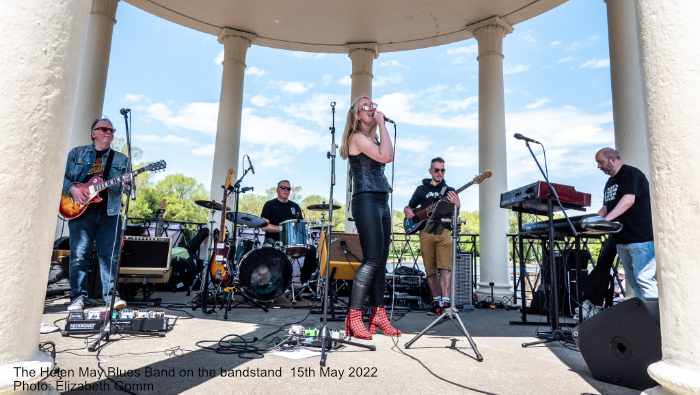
291, 207, 297, 216
604, 184, 619, 204
426, 191, 441, 200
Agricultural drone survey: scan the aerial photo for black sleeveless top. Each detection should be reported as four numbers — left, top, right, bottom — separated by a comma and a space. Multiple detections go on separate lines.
348, 153, 392, 195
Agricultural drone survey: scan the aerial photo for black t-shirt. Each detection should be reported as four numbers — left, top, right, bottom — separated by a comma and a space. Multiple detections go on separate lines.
260, 199, 303, 241
83, 148, 110, 212
603, 164, 653, 244
408, 179, 456, 233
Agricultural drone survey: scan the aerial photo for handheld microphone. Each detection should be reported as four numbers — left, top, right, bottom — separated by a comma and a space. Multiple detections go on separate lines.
513, 133, 541, 145
120, 108, 131, 115
246, 155, 255, 175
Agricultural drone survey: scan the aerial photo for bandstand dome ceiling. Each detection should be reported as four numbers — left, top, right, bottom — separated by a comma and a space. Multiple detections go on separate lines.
125, 0, 567, 52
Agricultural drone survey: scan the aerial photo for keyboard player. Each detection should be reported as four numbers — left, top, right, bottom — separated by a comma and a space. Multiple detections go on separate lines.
595, 147, 657, 302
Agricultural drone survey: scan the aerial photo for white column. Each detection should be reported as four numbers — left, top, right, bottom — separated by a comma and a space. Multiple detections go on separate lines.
344, 44, 377, 232
636, 1, 700, 394
606, 0, 650, 177
210, 28, 253, 205
69, 0, 118, 148
472, 17, 512, 302
0, 1, 89, 392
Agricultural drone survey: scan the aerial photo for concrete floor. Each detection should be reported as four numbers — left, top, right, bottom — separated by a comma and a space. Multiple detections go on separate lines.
38, 293, 641, 395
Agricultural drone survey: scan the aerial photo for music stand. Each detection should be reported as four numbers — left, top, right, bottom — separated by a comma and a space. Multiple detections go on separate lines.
404, 201, 483, 362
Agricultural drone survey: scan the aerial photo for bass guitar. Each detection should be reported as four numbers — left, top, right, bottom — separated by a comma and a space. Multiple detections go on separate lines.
59, 160, 166, 220
403, 170, 492, 235
209, 168, 234, 286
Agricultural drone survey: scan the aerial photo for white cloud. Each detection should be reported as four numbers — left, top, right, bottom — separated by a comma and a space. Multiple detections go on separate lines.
321, 74, 334, 86
246, 66, 267, 77
375, 92, 478, 130
241, 108, 325, 151
124, 93, 145, 104
580, 58, 610, 69
524, 98, 550, 110
520, 30, 536, 43
504, 64, 531, 75
279, 81, 313, 94
214, 50, 223, 65
290, 51, 327, 59
379, 59, 406, 68
446, 44, 477, 64
145, 102, 219, 135
283, 94, 349, 129
250, 94, 271, 107
136, 133, 196, 146
374, 74, 404, 87
557, 56, 575, 64
550, 40, 562, 48
192, 144, 214, 157
396, 137, 431, 153
337, 76, 351, 86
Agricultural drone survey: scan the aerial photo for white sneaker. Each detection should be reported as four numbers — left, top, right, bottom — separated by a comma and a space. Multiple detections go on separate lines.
67, 296, 85, 312
109, 296, 127, 310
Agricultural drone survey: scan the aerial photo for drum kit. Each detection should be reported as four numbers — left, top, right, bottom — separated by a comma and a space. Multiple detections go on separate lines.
194, 199, 340, 309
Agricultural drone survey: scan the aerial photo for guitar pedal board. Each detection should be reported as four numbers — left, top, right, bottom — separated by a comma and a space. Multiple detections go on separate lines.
62, 308, 169, 335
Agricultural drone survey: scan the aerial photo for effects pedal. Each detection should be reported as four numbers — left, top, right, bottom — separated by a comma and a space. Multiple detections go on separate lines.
62, 308, 169, 335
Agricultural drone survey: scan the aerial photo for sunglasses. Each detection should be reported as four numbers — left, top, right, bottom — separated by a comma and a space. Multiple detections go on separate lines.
432, 168, 446, 173
93, 127, 115, 133
279, 186, 291, 191
359, 103, 378, 112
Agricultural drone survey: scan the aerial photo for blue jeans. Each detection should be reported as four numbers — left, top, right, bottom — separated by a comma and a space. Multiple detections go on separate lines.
617, 241, 658, 301
68, 206, 122, 301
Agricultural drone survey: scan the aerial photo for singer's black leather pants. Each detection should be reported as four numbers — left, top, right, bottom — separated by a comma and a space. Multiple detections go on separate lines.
349, 192, 391, 308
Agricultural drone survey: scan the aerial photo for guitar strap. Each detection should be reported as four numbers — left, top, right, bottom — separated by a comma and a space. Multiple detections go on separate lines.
102, 149, 115, 179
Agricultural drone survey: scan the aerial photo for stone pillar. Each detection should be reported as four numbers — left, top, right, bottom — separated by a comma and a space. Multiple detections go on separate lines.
0, 1, 89, 392
344, 44, 377, 232
606, 0, 650, 177
210, 28, 253, 205
636, 1, 700, 394
472, 17, 512, 302
69, 0, 119, 148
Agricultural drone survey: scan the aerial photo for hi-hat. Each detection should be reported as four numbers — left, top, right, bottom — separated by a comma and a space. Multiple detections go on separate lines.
195, 200, 224, 211
307, 203, 341, 211
226, 211, 268, 228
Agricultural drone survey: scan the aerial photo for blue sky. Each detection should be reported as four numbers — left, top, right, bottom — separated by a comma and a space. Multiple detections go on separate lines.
103, 0, 614, 212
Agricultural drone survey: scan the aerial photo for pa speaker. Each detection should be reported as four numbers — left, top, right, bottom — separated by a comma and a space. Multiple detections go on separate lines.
576, 297, 661, 390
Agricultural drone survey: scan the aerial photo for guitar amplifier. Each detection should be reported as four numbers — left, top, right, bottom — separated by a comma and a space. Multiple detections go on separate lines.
318, 232, 363, 281
454, 253, 474, 309
119, 236, 171, 283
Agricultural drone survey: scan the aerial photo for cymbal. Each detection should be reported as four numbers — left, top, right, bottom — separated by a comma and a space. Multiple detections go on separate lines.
194, 200, 223, 211
306, 203, 341, 211
226, 211, 268, 228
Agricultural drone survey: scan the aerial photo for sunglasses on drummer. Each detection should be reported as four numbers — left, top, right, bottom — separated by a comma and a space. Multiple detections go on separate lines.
279, 186, 291, 191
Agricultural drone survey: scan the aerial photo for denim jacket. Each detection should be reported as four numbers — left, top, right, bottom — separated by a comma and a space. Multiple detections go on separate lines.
62, 144, 129, 216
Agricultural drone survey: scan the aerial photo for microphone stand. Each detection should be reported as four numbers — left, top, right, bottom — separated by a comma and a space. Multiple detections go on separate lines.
223, 163, 254, 318
319, 101, 375, 367
520, 140, 577, 348
89, 110, 135, 352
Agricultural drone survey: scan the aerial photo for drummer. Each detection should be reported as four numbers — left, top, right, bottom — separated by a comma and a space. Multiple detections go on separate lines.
260, 180, 304, 243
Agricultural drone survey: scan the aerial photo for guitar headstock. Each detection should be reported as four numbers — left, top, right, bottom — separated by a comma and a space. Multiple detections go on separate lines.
473, 170, 493, 184
224, 168, 234, 191
143, 160, 167, 173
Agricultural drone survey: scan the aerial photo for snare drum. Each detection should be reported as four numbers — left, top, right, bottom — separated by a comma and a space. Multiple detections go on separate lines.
279, 219, 309, 257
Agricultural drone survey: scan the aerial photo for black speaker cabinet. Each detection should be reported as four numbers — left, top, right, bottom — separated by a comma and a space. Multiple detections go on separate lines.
119, 236, 171, 283
576, 297, 661, 390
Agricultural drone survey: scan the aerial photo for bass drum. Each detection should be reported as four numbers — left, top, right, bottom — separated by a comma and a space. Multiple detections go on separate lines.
238, 247, 292, 302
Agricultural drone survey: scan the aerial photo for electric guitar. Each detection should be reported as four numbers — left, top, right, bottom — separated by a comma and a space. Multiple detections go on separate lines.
59, 160, 166, 220
403, 170, 492, 235
209, 168, 234, 286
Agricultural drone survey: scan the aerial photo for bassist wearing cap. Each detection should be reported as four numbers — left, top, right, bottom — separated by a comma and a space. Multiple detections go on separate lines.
404, 157, 460, 315
62, 118, 128, 312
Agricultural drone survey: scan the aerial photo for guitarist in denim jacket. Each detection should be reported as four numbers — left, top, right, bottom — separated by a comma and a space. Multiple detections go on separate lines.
404, 157, 460, 315
62, 118, 129, 312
